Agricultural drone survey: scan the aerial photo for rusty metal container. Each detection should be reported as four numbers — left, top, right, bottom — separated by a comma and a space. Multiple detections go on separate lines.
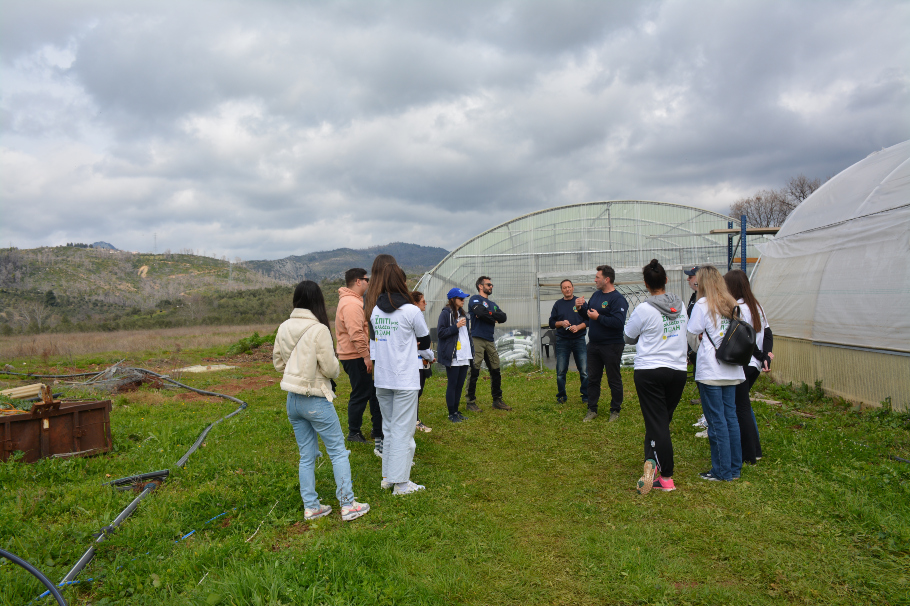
1, 399, 113, 463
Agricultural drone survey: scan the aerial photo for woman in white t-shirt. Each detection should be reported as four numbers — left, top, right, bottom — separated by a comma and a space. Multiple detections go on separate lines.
411, 291, 434, 434
686, 265, 745, 482
624, 259, 688, 494
369, 264, 431, 496
724, 269, 773, 465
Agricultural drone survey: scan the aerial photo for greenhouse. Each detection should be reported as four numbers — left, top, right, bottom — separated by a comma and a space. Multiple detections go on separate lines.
752, 139, 910, 412
416, 200, 766, 368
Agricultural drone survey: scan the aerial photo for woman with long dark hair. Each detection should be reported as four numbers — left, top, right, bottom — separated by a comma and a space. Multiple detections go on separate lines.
369, 264, 431, 495
687, 266, 745, 482
436, 287, 473, 423
273, 280, 369, 521
359, 254, 398, 457
624, 259, 688, 493
724, 269, 773, 465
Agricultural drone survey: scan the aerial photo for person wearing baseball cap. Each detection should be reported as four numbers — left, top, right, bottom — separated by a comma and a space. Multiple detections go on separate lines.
683, 266, 700, 377
436, 287, 474, 422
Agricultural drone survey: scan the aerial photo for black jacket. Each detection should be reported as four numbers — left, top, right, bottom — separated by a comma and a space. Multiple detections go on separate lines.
437, 307, 474, 366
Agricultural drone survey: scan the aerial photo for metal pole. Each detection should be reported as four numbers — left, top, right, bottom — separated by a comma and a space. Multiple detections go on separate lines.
727, 221, 733, 271
741, 214, 747, 272
60, 483, 158, 585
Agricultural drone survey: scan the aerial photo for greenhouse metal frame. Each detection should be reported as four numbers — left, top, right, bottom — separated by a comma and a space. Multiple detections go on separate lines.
416, 200, 765, 368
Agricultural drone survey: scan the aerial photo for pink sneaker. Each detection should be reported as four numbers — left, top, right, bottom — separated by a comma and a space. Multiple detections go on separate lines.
653, 477, 676, 491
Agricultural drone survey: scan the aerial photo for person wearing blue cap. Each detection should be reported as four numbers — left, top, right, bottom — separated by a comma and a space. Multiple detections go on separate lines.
437, 287, 474, 422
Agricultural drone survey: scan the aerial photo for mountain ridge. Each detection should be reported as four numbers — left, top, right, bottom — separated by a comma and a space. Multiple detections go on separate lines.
243, 242, 448, 282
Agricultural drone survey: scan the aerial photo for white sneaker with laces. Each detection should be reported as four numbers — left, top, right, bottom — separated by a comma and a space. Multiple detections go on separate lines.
303, 504, 332, 520
695, 429, 708, 438
393, 481, 425, 496
341, 501, 370, 521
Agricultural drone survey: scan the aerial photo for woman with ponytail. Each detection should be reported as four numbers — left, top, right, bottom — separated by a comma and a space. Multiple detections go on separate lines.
624, 260, 688, 493
686, 266, 745, 482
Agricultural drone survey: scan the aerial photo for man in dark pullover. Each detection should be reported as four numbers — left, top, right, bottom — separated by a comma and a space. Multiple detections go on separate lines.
548, 279, 588, 405
465, 275, 511, 411
575, 265, 628, 422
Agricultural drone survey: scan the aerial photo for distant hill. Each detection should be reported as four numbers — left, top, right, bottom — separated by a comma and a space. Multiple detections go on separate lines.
92, 241, 117, 250
244, 242, 449, 282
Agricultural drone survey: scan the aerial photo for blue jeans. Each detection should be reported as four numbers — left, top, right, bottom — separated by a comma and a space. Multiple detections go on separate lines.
286, 392, 354, 509
555, 337, 588, 402
697, 383, 742, 481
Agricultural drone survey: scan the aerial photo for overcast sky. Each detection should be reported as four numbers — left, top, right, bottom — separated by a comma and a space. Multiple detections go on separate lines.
1, 0, 907, 260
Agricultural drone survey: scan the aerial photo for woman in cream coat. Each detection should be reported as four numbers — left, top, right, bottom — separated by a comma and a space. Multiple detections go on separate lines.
274, 280, 369, 522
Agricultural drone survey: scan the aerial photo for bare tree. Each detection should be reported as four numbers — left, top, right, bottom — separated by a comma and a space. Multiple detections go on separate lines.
729, 189, 791, 228
783, 174, 822, 209
730, 174, 823, 227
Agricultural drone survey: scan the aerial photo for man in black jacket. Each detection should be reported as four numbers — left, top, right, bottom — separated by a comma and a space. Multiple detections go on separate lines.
575, 265, 628, 422
465, 276, 511, 411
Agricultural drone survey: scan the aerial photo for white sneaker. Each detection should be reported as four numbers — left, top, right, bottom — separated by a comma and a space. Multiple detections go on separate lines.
303, 504, 332, 520
341, 501, 369, 521
380, 478, 393, 490
692, 415, 708, 428
392, 481, 425, 496
695, 429, 709, 438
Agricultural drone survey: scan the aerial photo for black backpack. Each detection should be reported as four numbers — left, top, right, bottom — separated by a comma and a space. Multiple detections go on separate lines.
704, 307, 756, 367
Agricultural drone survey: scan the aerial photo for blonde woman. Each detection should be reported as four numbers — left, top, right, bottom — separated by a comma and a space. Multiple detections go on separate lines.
686, 266, 745, 482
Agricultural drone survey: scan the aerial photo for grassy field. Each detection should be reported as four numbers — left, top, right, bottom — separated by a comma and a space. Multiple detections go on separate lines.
1, 334, 908, 605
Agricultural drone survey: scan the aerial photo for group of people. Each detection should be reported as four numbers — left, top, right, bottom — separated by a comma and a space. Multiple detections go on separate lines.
628, 261, 773, 493
271, 253, 773, 522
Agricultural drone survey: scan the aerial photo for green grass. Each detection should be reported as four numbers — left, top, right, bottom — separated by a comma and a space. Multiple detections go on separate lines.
1, 347, 908, 605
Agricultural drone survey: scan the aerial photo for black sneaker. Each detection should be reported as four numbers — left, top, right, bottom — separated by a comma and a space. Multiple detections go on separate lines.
699, 471, 724, 482
556, 397, 567, 404
347, 431, 368, 443
449, 413, 465, 423
465, 402, 481, 412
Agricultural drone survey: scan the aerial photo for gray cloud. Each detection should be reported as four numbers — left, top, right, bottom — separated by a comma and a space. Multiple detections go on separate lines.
1, 0, 908, 261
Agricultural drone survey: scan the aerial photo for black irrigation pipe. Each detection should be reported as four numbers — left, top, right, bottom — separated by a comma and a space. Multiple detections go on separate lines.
0, 365, 249, 598
0, 548, 68, 605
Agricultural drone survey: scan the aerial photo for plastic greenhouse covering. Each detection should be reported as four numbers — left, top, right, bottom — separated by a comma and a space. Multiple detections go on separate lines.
753, 139, 910, 354
416, 201, 766, 367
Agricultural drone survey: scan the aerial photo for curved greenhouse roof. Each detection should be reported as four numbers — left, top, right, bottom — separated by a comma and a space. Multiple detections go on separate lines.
752, 139, 910, 410
417, 200, 764, 365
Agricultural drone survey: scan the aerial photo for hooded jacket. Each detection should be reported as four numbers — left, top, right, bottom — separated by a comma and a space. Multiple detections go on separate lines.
335, 286, 370, 360
624, 293, 685, 345
273, 308, 340, 401
368, 293, 432, 350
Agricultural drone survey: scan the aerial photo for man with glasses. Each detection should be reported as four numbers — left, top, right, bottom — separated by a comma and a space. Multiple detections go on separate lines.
466, 276, 511, 411
335, 267, 382, 446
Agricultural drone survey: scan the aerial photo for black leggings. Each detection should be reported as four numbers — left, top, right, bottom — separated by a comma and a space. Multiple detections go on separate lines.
634, 367, 688, 478
735, 365, 762, 463
445, 365, 469, 415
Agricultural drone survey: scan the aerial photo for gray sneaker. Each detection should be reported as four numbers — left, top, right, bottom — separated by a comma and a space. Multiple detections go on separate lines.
583, 411, 598, 422
466, 402, 481, 412
609, 411, 620, 422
